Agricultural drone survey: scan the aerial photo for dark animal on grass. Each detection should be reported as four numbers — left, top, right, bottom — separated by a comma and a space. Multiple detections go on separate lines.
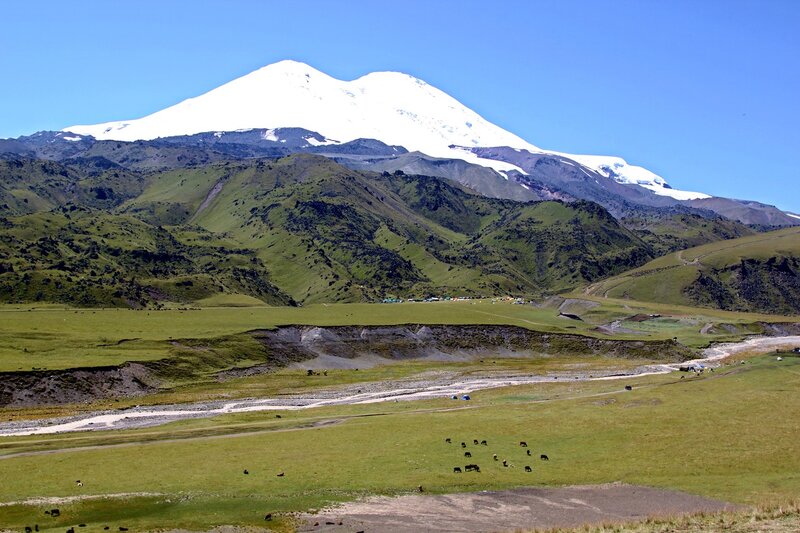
464, 451, 472, 457
119, 528, 128, 532
502, 460, 508, 467
625, 385, 632, 391
525, 466, 532, 472
25, 527, 31, 533
541, 454, 549, 461
527, 450, 532, 456
519, 441, 528, 447
50, 509, 60, 517
461, 442, 466, 448
473, 439, 479, 445
445, 438, 451, 443
480, 440, 487, 446
418, 485, 424, 492
264, 514, 272, 521
453, 467, 462, 473
493, 454, 498, 461
243, 469, 249, 475
277, 472, 285, 477
465, 464, 480, 472
66, 529, 74, 533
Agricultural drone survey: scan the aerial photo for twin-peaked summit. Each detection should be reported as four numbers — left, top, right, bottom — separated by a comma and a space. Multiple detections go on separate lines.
65, 60, 706, 201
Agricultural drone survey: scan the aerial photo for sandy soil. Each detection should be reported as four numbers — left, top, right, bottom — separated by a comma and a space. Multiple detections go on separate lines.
297, 484, 736, 533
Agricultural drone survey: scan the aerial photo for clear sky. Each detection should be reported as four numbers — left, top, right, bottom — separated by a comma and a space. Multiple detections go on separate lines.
1, 0, 798, 210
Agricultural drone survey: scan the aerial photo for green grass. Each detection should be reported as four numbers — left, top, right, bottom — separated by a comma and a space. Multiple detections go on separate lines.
584, 226, 800, 313
1, 299, 797, 372
1, 355, 798, 531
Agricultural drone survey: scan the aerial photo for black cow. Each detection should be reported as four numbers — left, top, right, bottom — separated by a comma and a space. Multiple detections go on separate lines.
493, 454, 498, 461
465, 464, 481, 472
502, 460, 509, 467
264, 514, 272, 521
453, 467, 462, 473
50, 509, 60, 517
525, 466, 532, 472
473, 439, 479, 445
519, 441, 528, 447
243, 469, 249, 475
461, 442, 466, 448
527, 450, 532, 456
540, 454, 549, 461
25, 527, 31, 533
464, 451, 472, 457
277, 472, 285, 477
625, 385, 633, 391
480, 440, 487, 446
445, 438, 451, 443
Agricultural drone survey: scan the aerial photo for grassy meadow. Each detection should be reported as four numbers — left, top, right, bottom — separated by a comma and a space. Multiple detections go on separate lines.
0, 354, 799, 531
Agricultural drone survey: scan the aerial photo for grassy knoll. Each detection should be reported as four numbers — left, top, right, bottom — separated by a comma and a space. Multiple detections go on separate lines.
0, 355, 799, 531
584, 226, 800, 313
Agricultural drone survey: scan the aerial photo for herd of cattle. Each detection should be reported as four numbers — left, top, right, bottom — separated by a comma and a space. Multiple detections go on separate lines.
447, 437, 548, 474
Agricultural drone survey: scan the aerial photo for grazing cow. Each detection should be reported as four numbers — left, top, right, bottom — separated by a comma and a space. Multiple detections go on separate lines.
473, 439, 479, 445
25, 527, 31, 533
540, 454, 549, 461
75, 480, 83, 487
519, 441, 528, 447
461, 442, 466, 448
119, 528, 129, 532
624, 385, 633, 391
527, 450, 532, 456
445, 438, 451, 443
493, 454, 498, 461
453, 467, 462, 473
264, 514, 272, 521
104, 528, 110, 531
35, 526, 39, 532
502, 460, 508, 467
79, 524, 86, 528
275, 414, 282, 418
243, 469, 249, 475
464, 451, 472, 458
67, 529, 75, 533
480, 440, 487, 446
525, 466, 532, 472
418, 485, 424, 492
465, 464, 481, 472
277, 472, 285, 477
50, 509, 60, 517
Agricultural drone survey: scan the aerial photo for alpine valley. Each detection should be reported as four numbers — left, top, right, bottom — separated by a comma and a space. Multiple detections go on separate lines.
1, 60, 798, 311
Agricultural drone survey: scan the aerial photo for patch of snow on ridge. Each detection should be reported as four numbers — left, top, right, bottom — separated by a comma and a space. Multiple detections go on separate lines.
561, 154, 710, 201
787, 212, 800, 220
62, 135, 82, 142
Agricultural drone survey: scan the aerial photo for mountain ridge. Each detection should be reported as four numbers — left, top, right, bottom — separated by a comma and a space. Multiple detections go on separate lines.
64, 60, 709, 202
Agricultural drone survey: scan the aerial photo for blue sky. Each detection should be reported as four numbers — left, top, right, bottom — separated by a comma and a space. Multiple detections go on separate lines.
1, 0, 798, 210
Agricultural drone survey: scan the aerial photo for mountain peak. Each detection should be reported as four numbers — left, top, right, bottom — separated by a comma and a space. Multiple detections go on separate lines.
63, 60, 708, 200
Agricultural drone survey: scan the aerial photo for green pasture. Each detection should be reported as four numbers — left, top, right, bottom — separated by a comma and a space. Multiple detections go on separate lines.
1, 299, 795, 373
0, 355, 798, 531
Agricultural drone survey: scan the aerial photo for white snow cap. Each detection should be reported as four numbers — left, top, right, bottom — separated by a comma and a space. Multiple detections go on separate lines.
65, 59, 709, 200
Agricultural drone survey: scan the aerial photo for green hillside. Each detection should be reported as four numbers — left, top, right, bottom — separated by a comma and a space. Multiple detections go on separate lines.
120, 155, 654, 303
3, 153, 792, 308
585, 226, 800, 313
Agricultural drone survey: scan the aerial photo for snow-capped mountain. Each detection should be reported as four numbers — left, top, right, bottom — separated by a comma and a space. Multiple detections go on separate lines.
66, 59, 708, 200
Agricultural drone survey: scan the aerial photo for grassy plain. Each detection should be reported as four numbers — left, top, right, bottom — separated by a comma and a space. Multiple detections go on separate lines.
2, 299, 797, 372
1, 354, 799, 531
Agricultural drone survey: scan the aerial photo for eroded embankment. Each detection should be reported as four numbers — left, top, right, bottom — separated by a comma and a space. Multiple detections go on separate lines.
1, 324, 695, 408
